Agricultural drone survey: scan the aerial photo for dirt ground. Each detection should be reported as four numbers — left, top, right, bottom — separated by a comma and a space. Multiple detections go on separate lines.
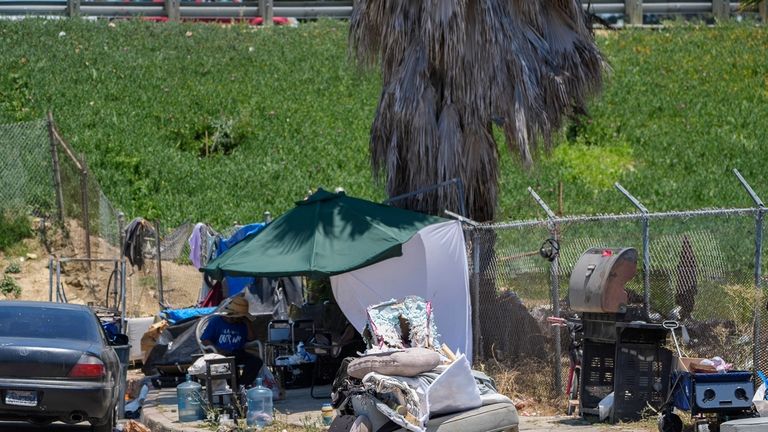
0, 217, 200, 317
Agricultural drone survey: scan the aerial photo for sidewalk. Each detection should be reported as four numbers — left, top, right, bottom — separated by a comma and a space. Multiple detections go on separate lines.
141, 385, 332, 432
140, 386, 654, 432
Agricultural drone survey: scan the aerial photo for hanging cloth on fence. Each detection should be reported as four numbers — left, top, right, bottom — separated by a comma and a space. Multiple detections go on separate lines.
188, 223, 206, 269
123, 218, 152, 269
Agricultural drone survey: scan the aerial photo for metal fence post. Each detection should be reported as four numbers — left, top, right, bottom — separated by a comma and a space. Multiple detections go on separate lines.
259, 0, 273, 25
624, 0, 643, 25
46, 112, 65, 225
471, 229, 483, 363
66, 0, 80, 17
164, 0, 180, 21
528, 187, 562, 394
48, 257, 54, 302
713, 0, 729, 21
154, 220, 165, 309
117, 212, 127, 328
80, 155, 92, 268
733, 169, 764, 374
615, 183, 651, 319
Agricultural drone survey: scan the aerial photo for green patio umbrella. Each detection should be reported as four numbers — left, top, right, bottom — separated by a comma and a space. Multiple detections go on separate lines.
202, 189, 446, 279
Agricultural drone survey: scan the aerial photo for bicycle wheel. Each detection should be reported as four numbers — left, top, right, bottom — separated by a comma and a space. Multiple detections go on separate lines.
566, 367, 580, 415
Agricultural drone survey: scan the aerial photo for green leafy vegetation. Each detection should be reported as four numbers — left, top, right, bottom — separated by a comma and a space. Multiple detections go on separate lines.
0, 20, 765, 227
0, 275, 22, 298
0, 211, 33, 252
4, 261, 21, 274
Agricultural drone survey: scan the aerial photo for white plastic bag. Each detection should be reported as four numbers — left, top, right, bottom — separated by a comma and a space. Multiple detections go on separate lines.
427, 354, 482, 416
598, 392, 614, 422
187, 353, 230, 394
755, 383, 766, 401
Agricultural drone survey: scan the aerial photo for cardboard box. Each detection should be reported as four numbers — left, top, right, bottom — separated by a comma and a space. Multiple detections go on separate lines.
675, 356, 717, 373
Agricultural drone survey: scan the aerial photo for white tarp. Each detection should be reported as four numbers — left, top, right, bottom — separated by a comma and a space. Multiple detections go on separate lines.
331, 220, 472, 360
125, 317, 155, 362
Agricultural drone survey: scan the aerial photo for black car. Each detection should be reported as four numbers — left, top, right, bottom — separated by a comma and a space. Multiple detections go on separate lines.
0, 301, 123, 431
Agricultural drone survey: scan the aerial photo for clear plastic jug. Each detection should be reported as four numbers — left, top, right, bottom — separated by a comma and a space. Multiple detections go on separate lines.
246, 377, 273, 428
177, 374, 203, 422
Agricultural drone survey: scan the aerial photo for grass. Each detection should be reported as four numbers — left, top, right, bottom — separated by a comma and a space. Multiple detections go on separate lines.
0, 20, 766, 228
0, 211, 33, 253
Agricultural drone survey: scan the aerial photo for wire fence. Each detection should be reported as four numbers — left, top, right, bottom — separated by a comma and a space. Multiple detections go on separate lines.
3, 117, 766, 399
468, 182, 766, 398
0, 119, 55, 218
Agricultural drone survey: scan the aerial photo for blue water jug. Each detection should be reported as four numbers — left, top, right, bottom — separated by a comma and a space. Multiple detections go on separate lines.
177, 374, 203, 422
246, 378, 273, 428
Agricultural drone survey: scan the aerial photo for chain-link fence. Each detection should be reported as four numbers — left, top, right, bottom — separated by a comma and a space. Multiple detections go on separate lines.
0, 119, 55, 217
1, 116, 135, 314
469, 200, 766, 400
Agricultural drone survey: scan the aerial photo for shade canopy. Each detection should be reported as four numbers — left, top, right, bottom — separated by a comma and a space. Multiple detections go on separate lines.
202, 189, 446, 279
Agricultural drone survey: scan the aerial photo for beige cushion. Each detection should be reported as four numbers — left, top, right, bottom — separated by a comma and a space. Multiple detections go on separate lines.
348, 348, 441, 379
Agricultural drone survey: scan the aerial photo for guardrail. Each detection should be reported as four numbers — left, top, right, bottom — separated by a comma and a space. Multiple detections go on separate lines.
0, 0, 764, 24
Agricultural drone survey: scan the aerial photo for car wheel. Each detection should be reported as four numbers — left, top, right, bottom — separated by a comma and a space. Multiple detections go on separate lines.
91, 406, 116, 432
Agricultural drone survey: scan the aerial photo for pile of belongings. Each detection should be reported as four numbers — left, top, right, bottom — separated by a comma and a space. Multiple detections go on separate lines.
331, 296, 518, 432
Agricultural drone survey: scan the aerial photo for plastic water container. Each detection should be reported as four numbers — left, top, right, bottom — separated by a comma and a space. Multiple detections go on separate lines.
247, 378, 273, 428
321, 402, 334, 426
177, 374, 203, 422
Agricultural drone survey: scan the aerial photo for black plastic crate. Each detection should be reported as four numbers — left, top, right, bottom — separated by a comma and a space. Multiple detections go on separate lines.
612, 343, 672, 422
616, 322, 668, 345
582, 313, 622, 343
580, 340, 616, 414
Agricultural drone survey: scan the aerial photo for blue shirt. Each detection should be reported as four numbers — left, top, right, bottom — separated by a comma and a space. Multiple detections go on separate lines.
201, 316, 248, 353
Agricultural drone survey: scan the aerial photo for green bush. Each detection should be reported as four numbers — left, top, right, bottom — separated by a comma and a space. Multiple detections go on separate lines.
4, 261, 21, 274
0, 275, 22, 298
0, 211, 33, 252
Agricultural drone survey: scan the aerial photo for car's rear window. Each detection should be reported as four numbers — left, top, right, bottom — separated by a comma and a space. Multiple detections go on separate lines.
0, 306, 101, 342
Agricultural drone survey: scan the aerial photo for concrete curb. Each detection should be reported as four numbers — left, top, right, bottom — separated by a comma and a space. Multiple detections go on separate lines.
141, 389, 210, 432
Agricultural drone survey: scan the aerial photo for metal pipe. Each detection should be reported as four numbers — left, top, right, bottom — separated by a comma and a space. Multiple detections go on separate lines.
79, 155, 91, 269
55, 260, 62, 303
154, 220, 165, 309
118, 212, 127, 330
482, 207, 758, 230
48, 257, 54, 302
734, 169, 765, 208
444, 210, 479, 227
0, 2, 754, 19
527, 187, 557, 220
471, 230, 483, 362
528, 187, 562, 393
733, 169, 765, 375
47, 112, 65, 225
549, 228, 563, 395
615, 183, 651, 319
57, 258, 125, 263
755, 209, 764, 374
385, 178, 467, 216
456, 179, 467, 218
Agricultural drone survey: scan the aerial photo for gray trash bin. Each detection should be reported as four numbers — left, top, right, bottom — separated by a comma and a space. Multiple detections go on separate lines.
113, 344, 131, 420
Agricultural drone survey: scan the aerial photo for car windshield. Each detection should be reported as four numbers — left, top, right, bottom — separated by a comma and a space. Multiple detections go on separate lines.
0, 306, 101, 342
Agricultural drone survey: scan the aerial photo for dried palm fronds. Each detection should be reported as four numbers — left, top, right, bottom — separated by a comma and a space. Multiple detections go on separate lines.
350, 0, 607, 221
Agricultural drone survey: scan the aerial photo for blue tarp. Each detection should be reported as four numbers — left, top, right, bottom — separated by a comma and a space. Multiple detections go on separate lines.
218, 223, 266, 255
217, 223, 266, 295
161, 307, 216, 324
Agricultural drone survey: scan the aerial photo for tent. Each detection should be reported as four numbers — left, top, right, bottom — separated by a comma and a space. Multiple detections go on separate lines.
202, 189, 472, 358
